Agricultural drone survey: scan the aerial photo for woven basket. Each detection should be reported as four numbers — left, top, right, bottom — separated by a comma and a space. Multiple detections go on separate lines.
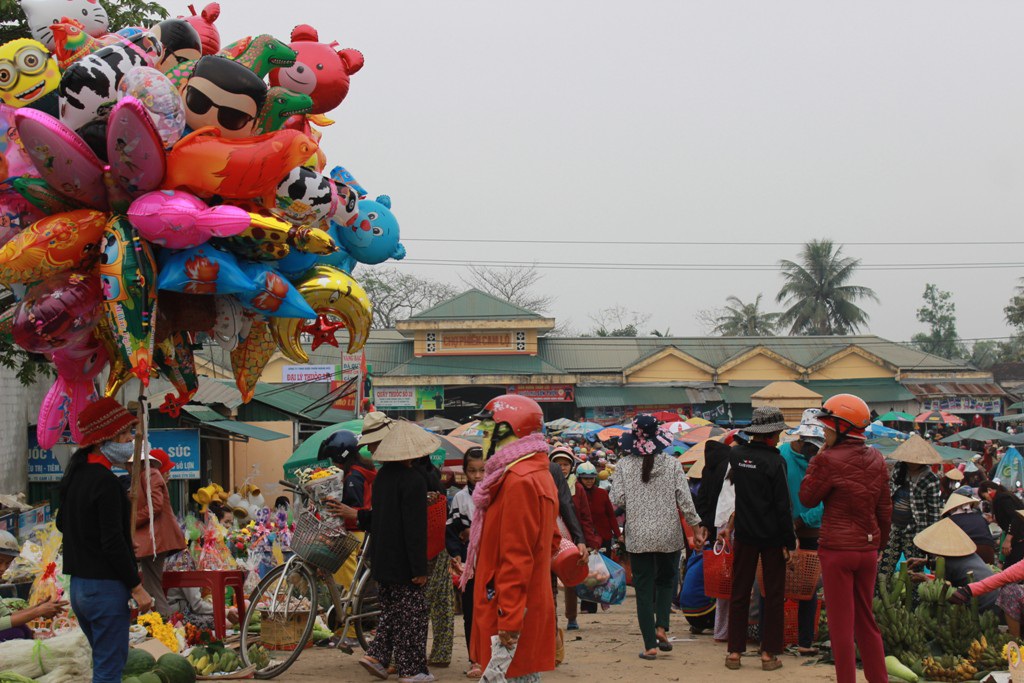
260, 612, 314, 651
702, 539, 735, 600
1010, 641, 1024, 683
291, 510, 361, 574
757, 549, 822, 600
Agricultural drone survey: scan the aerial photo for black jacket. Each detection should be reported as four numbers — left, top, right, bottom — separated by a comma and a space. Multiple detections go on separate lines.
56, 462, 140, 589
949, 511, 996, 549
728, 441, 796, 550
695, 441, 731, 530
550, 461, 584, 545
368, 463, 428, 585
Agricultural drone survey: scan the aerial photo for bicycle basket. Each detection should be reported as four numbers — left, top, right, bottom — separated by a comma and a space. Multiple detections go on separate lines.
291, 509, 361, 573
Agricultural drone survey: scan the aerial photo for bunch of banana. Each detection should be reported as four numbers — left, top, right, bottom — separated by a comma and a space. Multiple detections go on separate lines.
967, 636, 1008, 670
916, 578, 950, 604
922, 655, 977, 682
247, 644, 271, 670
188, 648, 243, 676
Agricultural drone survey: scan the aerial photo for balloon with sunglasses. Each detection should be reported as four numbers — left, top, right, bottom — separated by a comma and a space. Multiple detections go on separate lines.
118, 66, 187, 146
99, 215, 157, 386
180, 55, 266, 138
151, 18, 202, 74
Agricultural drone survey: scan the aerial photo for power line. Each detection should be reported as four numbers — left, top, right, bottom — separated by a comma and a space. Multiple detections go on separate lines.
403, 238, 1024, 247
400, 258, 1024, 272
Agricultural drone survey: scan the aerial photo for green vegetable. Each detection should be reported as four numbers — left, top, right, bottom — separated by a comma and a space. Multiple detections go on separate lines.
886, 655, 919, 682
0, 672, 37, 683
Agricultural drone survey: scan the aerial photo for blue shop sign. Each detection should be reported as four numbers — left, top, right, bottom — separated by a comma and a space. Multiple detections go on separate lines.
108, 429, 202, 481
27, 430, 65, 483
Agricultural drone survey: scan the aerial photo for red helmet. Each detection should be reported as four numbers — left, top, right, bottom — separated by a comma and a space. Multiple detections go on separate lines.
476, 394, 544, 438
814, 394, 871, 437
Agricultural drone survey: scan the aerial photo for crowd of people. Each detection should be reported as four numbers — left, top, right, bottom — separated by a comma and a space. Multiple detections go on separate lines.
13, 389, 1024, 683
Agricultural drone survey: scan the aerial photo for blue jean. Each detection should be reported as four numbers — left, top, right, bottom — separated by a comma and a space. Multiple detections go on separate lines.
70, 576, 131, 683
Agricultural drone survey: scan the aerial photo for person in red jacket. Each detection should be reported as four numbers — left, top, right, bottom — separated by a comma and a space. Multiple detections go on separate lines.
551, 446, 601, 630
577, 461, 620, 615
800, 395, 892, 683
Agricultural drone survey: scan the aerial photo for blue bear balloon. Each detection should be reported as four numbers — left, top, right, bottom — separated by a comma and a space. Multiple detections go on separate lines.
320, 195, 406, 273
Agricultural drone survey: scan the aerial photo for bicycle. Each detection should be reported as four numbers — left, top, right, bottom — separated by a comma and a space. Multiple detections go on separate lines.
239, 479, 380, 679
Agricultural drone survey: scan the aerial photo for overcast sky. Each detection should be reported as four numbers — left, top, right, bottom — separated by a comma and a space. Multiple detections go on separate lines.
216, 1, 1024, 342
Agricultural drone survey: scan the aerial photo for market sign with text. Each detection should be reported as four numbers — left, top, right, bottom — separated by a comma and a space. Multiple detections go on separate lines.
29, 428, 201, 482
27, 429, 65, 483
374, 386, 444, 410
507, 384, 575, 402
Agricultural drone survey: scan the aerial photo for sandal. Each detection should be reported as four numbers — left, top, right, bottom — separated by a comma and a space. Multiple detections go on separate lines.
761, 657, 783, 671
656, 629, 673, 651
725, 655, 742, 670
359, 657, 390, 680
639, 651, 658, 660
465, 663, 483, 679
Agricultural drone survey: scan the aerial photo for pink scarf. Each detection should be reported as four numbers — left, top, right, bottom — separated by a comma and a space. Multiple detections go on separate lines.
459, 433, 549, 588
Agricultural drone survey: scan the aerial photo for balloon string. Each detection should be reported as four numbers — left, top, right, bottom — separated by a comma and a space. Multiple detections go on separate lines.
142, 396, 157, 560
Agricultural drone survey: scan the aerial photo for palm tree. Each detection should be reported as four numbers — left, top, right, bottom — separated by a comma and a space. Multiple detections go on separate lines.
713, 295, 781, 336
776, 239, 878, 335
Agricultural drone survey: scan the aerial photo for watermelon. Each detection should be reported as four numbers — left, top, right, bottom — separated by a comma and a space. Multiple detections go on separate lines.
136, 673, 166, 683
156, 653, 197, 683
124, 648, 157, 676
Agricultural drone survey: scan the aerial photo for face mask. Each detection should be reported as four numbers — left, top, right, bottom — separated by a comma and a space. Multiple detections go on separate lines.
100, 440, 134, 464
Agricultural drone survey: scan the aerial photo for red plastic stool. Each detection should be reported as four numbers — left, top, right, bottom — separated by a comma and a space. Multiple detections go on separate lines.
162, 570, 245, 640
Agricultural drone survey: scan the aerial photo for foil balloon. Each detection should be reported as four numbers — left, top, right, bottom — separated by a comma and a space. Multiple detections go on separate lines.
11, 176, 82, 215
323, 195, 405, 273
236, 261, 316, 319
162, 127, 316, 203
231, 316, 274, 403
217, 212, 335, 260
269, 264, 371, 363
0, 208, 107, 285
331, 178, 359, 228
0, 38, 61, 109
0, 190, 44, 247
330, 165, 367, 198
105, 96, 167, 209
253, 86, 312, 135
218, 34, 296, 78
268, 24, 363, 115
128, 189, 249, 249
21, 0, 110, 51
37, 334, 108, 448
118, 66, 187, 147
99, 215, 157, 385
181, 2, 220, 56
50, 17, 104, 69
150, 19, 201, 74
0, 103, 36, 177
273, 249, 316, 281
154, 331, 198, 417
15, 107, 106, 208
273, 166, 337, 226
210, 294, 251, 350
180, 55, 267, 139
93, 307, 132, 396
58, 40, 156, 131
12, 270, 102, 353
157, 244, 255, 295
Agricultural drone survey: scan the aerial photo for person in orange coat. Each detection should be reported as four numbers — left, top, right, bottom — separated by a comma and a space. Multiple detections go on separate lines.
133, 448, 186, 619
461, 395, 561, 681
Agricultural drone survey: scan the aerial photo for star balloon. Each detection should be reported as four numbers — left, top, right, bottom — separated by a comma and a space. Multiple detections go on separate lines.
302, 314, 345, 351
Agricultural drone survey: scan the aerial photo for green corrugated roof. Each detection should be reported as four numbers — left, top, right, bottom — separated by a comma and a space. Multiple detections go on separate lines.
409, 289, 542, 321
180, 405, 287, 441
386, 354, 565, 377
804, 379, 914, 403
575, 386, 694, 408
719, 385, 759, 404
250, 384, 352, 424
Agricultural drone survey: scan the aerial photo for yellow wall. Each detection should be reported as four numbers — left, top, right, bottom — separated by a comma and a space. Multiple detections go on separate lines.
719, 353, 801, 382
809, 353, 893, 380
627, 355, 713, 383
229, 421, 294, 498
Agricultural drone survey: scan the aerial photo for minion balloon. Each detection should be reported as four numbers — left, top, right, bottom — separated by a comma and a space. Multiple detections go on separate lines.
0, 38, 59, 109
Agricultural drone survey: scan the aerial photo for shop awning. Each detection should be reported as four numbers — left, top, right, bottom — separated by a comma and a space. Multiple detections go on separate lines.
995, 414, 1024, 424
574, 385, 720, 408
805, 379, 914, 404
181, 406, 288, 442
902, 381, 1008, 399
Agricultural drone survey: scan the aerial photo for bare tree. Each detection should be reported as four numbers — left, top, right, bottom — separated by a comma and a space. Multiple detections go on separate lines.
357, 267, 459, 328
587, 306, 652, 337
695, 307, 724, 335
461, 264, 554, 313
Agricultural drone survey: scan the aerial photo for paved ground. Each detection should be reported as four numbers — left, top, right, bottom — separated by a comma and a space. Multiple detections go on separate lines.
278, 595, 844, 682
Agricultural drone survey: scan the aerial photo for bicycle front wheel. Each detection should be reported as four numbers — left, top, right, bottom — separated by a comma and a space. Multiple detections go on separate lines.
240, 561, 320, 679
352, 570, 380, 652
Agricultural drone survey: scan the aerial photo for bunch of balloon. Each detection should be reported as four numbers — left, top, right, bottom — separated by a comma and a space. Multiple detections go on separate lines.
0, 3, 408, 448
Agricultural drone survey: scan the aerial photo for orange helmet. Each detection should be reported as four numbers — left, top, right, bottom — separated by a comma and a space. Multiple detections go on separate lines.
814, 394, 871, 438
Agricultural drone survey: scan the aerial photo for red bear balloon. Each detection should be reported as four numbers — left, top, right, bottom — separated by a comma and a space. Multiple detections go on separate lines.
269, 25, 363, 115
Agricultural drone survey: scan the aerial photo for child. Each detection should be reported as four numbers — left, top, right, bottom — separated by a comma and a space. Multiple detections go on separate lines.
446, 447, 485, 679
577, 462, 620, 614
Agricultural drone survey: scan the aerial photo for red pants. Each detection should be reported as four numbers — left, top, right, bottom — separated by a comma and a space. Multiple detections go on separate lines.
819, 549, 888, 683
727, 540, 785, 655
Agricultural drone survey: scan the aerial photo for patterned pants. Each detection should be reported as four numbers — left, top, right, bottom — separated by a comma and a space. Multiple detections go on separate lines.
425, 550, 455, 666
366, 583, 428, 678
879, 525, 915, 578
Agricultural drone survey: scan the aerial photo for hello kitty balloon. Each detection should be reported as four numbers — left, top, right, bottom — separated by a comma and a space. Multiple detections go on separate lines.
21, 0, 110, 51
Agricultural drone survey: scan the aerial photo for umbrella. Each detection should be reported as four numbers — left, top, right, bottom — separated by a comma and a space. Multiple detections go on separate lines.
595, 427, 626, 441
418, 416, 460, 433
283, 418, 364, 479
867, 437, 975, 462
449, 420, 486, 442
940, 426, 1024, 445
433, 435, 479, 466
664, 421, 691, 434
651, 411, 682, 423
865, 422, 909, 440
687, 417, 714, 427
545, 418, 581, 433
677, 425, 726, 445
878, 411, 916, 423
994, 447, 1024, 488
676, 437, 725, 465
915, 411, 965, 425
562, 422, 604, 438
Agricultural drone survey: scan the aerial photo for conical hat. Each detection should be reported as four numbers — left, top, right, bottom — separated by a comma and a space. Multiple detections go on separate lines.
889, 434, 943, 465
944, 468, 964, 481
372, 421, 442, 463
913, 518, 977, 557
940, 493, 979, 517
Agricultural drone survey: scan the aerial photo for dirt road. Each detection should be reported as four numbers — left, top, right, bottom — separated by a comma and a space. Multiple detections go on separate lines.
280, 595, 843, 682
